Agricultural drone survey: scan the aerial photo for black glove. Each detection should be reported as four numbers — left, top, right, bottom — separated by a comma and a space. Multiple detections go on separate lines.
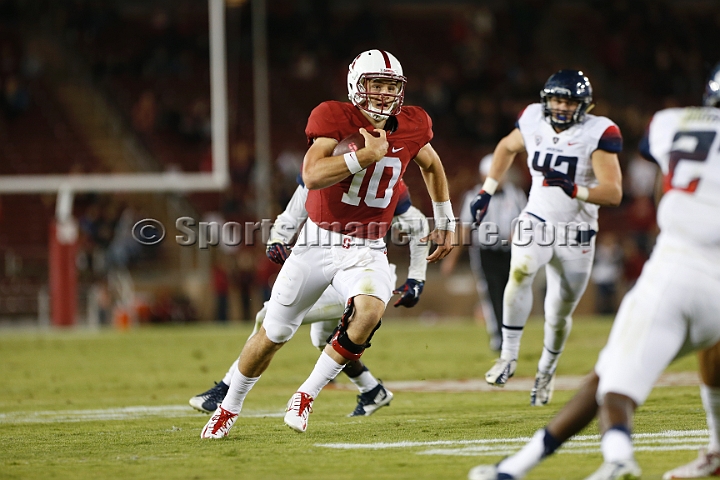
470, 190, 492, 224
542, 169, 578, 198
392, 278, 424, 308
266, 242, 290, 265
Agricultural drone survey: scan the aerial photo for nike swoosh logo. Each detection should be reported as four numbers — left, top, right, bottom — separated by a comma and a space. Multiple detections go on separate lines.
568, 142, 579, 146
582, 249, 591, 254
391, 147, 404, 153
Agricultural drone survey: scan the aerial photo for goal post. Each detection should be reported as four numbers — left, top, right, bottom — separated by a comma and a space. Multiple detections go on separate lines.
0, 0, 229, 196
0, 0, 231, 326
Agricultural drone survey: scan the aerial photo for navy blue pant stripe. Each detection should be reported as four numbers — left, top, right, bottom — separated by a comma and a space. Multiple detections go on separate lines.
502, 324, 525, 331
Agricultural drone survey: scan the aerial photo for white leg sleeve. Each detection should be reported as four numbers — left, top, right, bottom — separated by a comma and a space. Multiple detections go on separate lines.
222, 358, 240, 386
501, 233, 551, 362
701, 384, 720, 452
538, 247, 593, 373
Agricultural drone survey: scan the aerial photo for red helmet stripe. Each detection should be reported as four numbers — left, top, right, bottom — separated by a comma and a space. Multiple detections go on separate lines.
350, 54, 360, 69
379, 50, 392, 68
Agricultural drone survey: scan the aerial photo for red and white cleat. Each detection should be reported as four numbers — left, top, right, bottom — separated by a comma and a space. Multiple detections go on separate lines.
283, 391, 314, 433
663, 449, 720, 479
200, 406, 238, 439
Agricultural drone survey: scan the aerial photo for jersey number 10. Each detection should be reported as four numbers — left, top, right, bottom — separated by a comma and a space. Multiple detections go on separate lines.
341, 157, 402, 209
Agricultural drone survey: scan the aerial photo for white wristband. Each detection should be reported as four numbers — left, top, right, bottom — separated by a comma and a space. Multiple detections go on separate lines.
432, 200, 456, 232
482, 177, 499, 195
576, 185, 589, 201
343, 152, 362, 174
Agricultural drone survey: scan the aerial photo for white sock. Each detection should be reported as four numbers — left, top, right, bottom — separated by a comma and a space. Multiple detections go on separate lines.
350, 370, 379, 393
537, 346, 562, 374
500, 273, 534, 361
601, 427, 634, 462
220, 370, 260, 413
701, 384, 720, 452
501, 327, 524, 362
222, 358, 240, 386
498, 429, 547, 478
297, 351, 345, 399
537, 315, 571, 373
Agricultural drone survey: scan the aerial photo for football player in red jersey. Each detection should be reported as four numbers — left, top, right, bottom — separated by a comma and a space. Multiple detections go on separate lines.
189, 178, 431, 418
201, 49, 455, 438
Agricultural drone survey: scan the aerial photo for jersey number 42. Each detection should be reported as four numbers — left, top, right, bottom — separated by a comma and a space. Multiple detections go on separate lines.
532, 151, 579, 179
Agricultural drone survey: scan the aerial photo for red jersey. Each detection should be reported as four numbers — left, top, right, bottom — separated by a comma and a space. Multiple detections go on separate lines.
304, 101, 432, 239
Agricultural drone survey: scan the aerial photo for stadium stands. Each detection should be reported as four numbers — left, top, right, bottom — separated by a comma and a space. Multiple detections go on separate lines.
1, 0, 718, 321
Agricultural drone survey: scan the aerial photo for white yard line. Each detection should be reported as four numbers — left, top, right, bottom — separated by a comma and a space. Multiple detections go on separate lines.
1, 402, 709, 457
317, 430, 710, 456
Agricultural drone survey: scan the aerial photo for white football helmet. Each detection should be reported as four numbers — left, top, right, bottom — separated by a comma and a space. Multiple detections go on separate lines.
347, 49, 407, 121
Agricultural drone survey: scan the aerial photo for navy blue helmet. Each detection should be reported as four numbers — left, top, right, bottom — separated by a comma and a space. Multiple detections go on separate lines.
704, 63, 720, 107
540, 70, 593, 129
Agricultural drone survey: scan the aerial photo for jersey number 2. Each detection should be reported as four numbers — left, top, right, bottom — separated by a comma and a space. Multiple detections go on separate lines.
666, 130, 716, 193
341, 157, 401, 208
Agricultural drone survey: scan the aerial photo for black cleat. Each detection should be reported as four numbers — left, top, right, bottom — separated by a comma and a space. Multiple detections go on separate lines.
189, 381, 229, 414
348, 383, 394, 417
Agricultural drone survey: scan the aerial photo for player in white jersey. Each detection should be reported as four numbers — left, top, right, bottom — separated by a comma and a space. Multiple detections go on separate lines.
471, 70, 623, 405
190, 179, 430, 417
468, 64, 720, 480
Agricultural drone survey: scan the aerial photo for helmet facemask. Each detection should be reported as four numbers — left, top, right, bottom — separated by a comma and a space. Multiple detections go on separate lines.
704, 63, 720, 107
541, 92, 590, 130
353, 75, 405, 121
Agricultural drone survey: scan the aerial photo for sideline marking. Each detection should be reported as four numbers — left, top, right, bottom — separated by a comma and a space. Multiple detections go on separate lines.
0, 405, 283, 424
329, 372, 700, 393
0, 373, 701, 424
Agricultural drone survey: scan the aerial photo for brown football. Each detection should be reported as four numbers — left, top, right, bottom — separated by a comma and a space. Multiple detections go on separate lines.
332, 130, 380, 156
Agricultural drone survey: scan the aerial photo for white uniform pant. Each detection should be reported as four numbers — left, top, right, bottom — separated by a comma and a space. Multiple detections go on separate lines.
253, 264, 397, 349
262, 220, 394, 344
596, 240, 720, 405
504, 213, 596, 352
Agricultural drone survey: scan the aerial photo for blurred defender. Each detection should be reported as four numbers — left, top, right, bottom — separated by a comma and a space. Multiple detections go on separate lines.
200, 49, 454, 438
471, 70, 623, 405
190, 179, 430, 417
469, 63, 720, 480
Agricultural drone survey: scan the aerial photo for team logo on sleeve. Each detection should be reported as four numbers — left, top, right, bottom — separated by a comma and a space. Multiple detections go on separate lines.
535, 135, 542, 146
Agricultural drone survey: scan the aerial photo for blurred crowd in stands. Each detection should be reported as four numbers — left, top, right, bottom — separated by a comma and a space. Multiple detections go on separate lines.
1, 0, 719, 320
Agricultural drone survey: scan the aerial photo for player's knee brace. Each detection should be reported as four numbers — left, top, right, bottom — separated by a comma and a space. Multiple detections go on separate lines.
331, 327, 378, 360
329, 298, 382, 361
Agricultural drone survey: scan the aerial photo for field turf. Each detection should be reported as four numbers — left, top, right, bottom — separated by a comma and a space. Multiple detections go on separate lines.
0, 317, 707, 479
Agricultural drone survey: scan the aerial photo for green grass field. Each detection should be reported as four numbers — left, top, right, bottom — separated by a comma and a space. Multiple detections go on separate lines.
0, 317, 708, 479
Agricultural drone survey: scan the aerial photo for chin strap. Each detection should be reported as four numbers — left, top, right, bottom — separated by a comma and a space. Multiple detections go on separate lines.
367, 110, 391, 122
